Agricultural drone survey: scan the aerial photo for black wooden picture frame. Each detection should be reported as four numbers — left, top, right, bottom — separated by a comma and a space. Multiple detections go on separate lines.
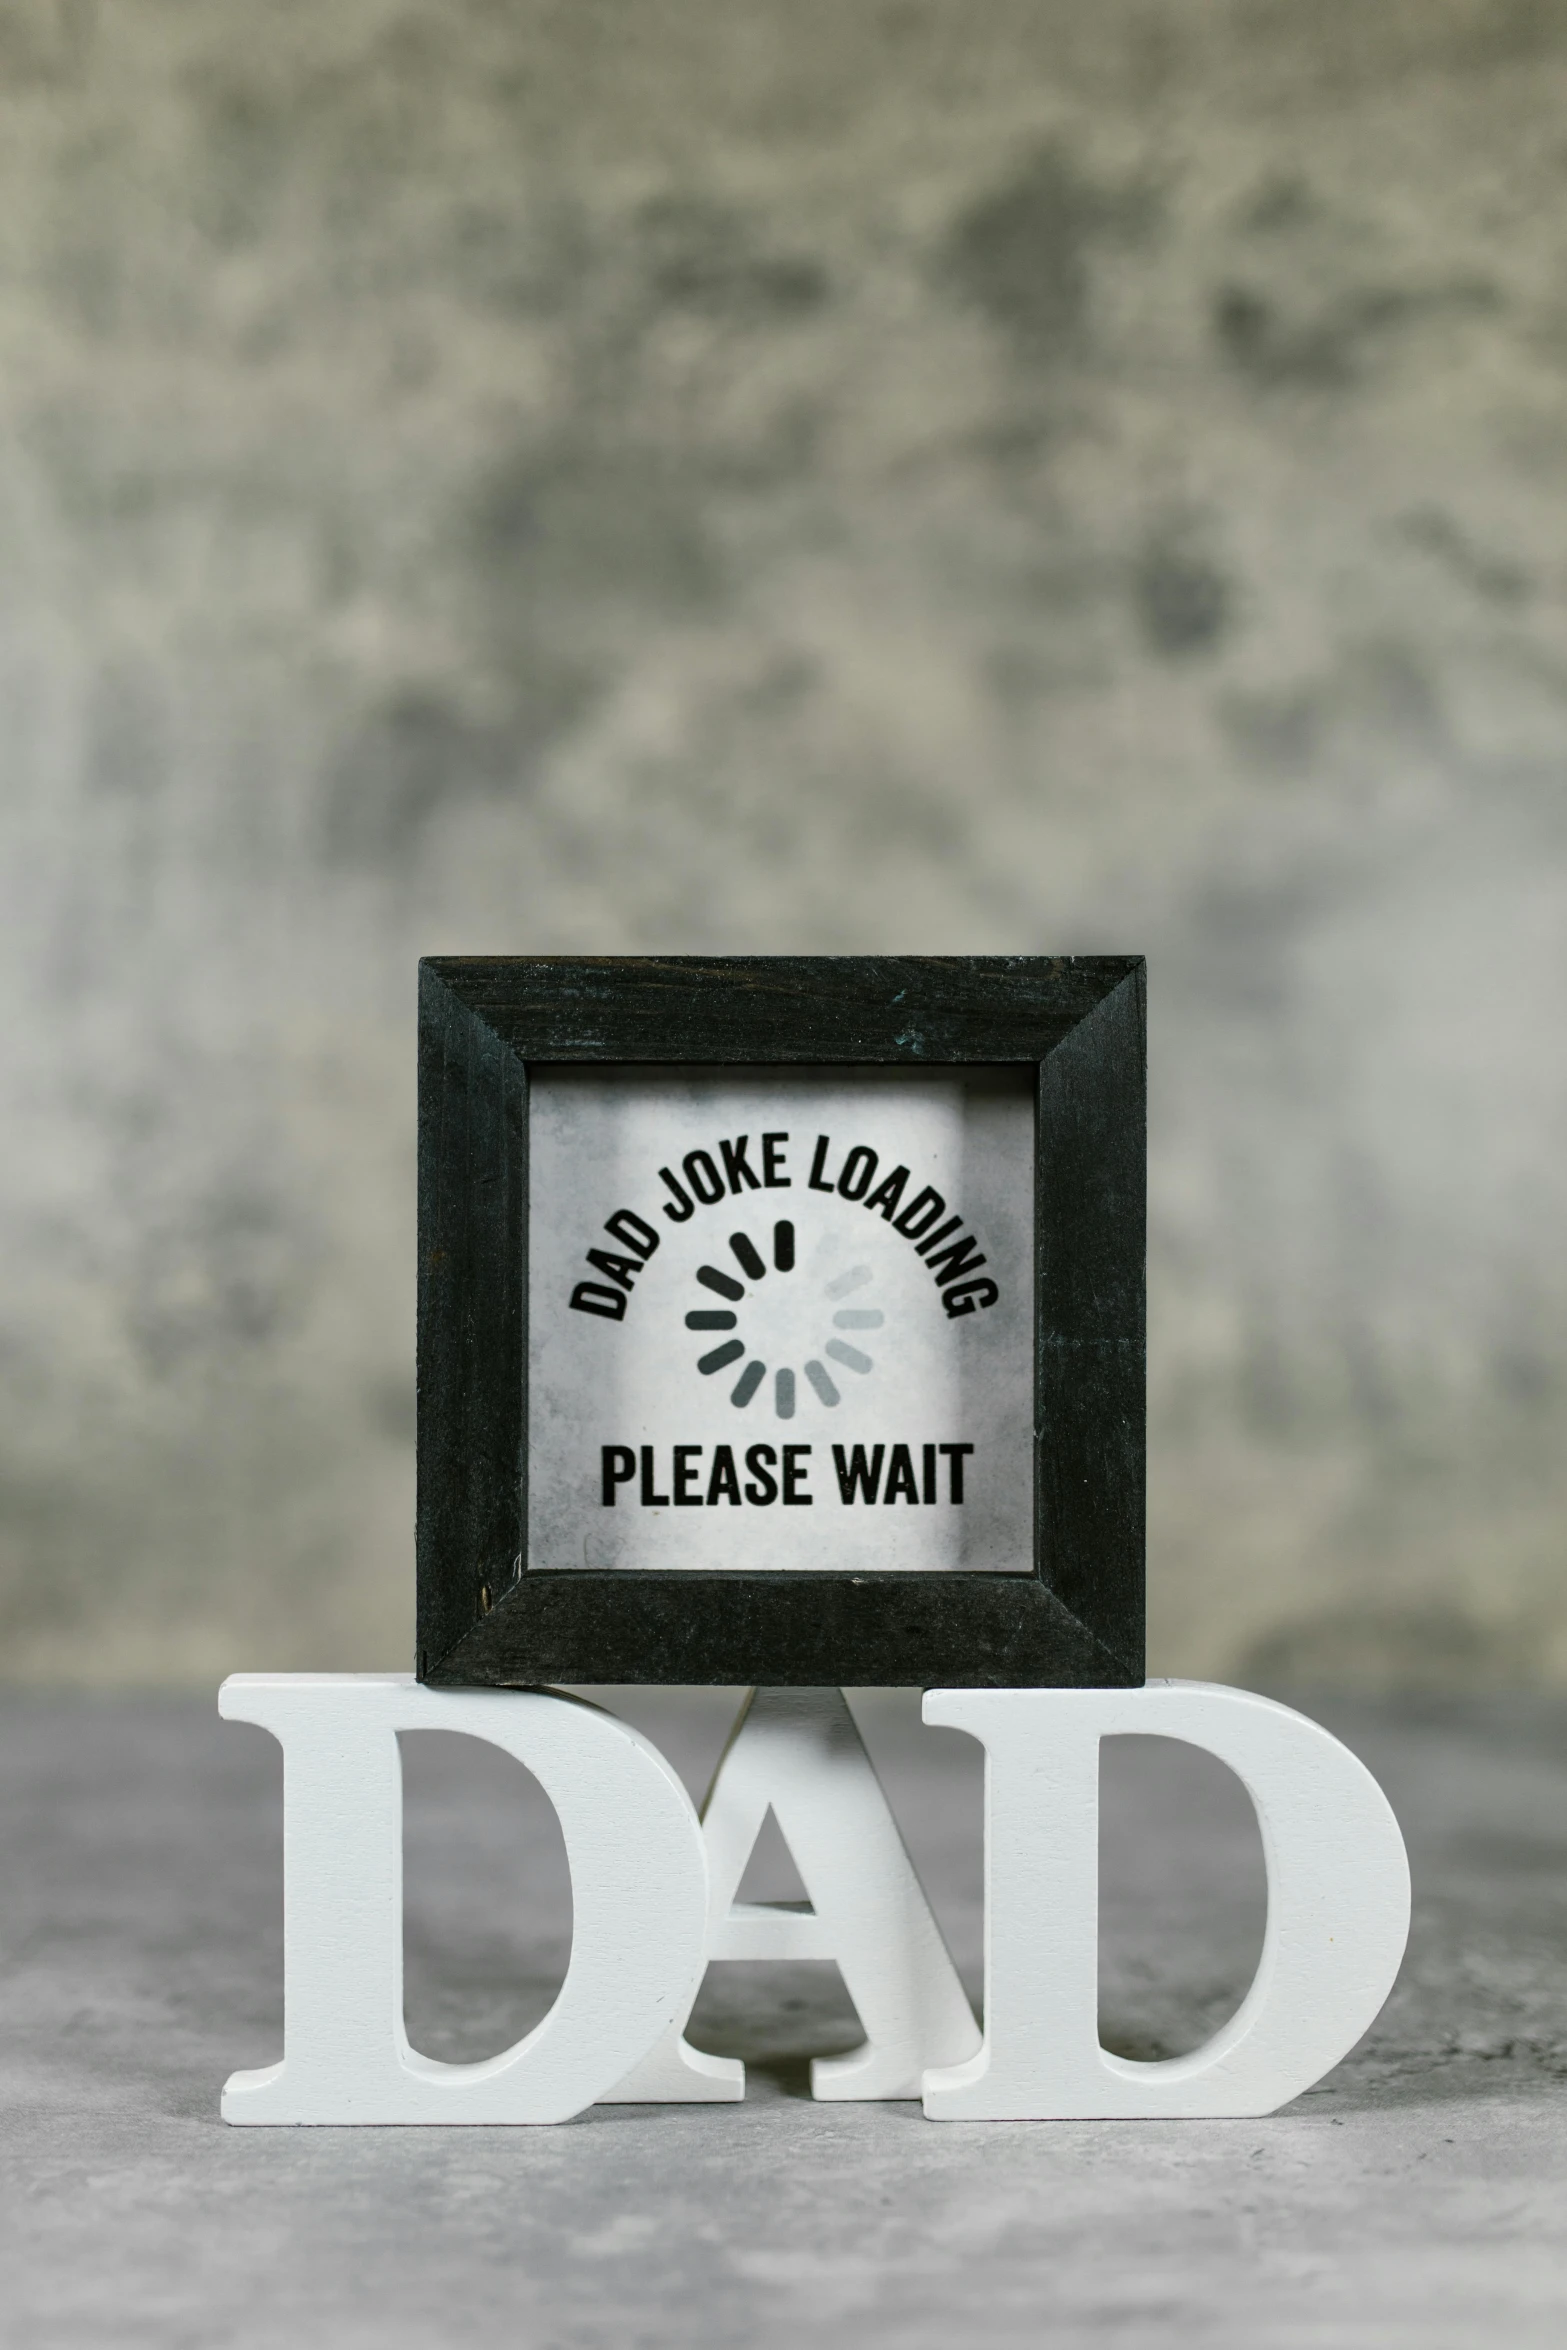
417, 955, 1145, 1688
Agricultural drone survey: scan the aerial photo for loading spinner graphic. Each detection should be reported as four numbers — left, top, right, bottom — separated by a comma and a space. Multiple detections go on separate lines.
684, 1221, 886, 1422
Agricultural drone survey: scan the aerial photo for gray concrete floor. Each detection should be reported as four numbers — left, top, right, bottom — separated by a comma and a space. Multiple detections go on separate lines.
1, 1687, 1564, 2347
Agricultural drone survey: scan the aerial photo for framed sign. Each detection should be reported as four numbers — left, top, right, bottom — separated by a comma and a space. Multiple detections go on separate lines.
417, 956, 1144, 1688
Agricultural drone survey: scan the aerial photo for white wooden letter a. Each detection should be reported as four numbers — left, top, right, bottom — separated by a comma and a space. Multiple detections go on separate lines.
609, 1686, 980, 2102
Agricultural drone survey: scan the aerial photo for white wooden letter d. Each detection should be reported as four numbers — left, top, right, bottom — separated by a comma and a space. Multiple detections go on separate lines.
923, 1681, 1412, 2120
219, 1674, 709, 2126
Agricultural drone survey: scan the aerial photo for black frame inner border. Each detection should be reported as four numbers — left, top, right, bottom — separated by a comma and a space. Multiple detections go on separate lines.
417, 955, 1145, 1688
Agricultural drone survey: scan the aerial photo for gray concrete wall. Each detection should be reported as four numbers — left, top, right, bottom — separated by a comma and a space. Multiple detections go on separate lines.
0, 0, 1564, 1684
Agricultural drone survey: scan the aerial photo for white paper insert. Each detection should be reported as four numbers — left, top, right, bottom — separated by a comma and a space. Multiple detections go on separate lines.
527, 1066, 1033, 1573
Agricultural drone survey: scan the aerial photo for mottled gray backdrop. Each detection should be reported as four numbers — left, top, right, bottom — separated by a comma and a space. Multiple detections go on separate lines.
1, 0, 1564, 1684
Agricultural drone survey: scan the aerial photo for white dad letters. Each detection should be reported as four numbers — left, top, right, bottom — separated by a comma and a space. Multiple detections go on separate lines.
220, 1675, 1410, 2126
